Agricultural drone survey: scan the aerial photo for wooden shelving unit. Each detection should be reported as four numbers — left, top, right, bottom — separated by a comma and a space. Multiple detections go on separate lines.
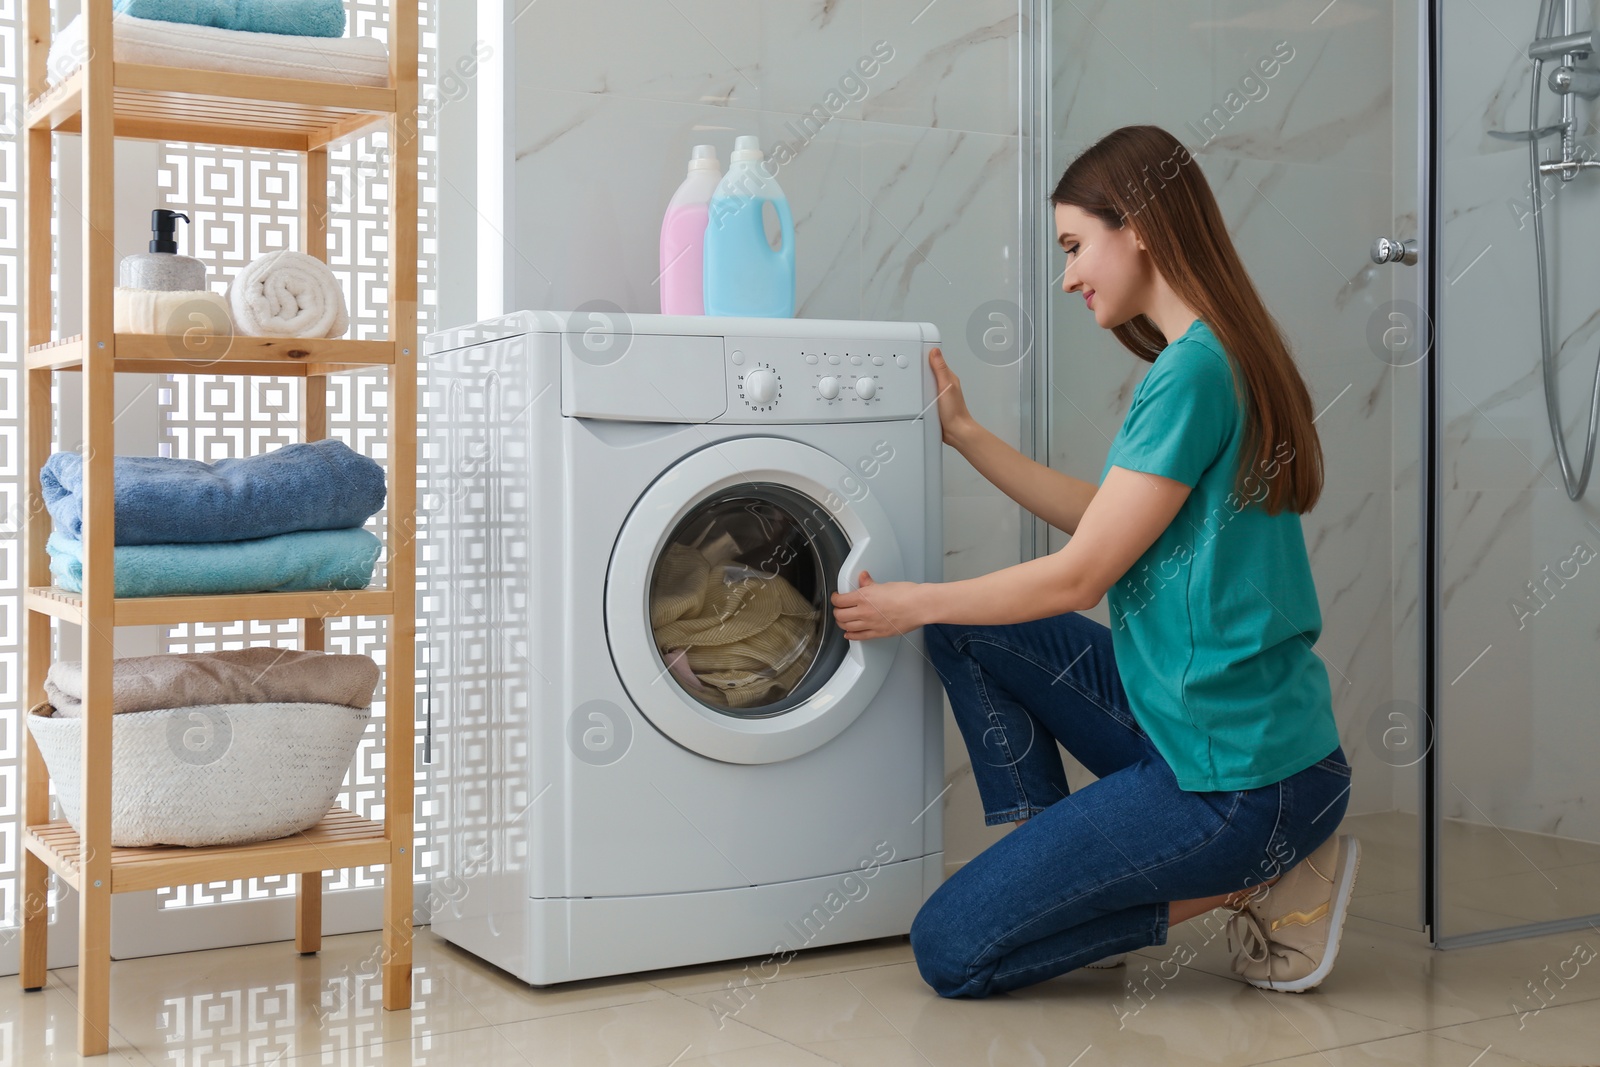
18, 2, 420, 1055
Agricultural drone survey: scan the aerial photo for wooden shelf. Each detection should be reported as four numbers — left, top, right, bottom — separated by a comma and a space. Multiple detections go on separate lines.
27, 334, 401, 376
26, 64, 396, 152
24, 808, 391, 895
19, 2, 421, 1049
27, 586, 395, 626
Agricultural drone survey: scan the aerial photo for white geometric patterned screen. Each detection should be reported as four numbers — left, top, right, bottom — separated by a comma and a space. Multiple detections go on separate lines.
155, 0, 438, 909
0, 0, 31, 957
0, 0, 439, 929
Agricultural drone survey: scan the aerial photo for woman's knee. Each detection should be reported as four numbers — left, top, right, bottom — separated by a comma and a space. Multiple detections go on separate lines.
922, 620, 959, 661
909, 898, 984, 998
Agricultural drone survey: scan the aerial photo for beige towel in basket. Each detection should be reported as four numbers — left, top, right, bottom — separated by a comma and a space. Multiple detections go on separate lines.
46, 647, 379, 717
651, 542, 821, 709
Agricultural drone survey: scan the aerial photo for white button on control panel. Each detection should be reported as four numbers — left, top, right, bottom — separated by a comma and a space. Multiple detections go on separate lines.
817, 376, 841, 400
853, 376, 878, 400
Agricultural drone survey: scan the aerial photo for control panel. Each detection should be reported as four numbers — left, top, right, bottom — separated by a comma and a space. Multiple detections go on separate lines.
557, 316, 936, 424
722, 336, 924, 423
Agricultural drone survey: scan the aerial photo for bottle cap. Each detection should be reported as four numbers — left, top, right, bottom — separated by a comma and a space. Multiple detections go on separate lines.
149, 209, 191, 255
688, 144, 720, 171
730, 135, 764, 163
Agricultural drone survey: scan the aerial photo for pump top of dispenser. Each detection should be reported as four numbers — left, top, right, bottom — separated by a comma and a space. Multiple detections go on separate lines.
120, 208, 207, 291
149, 209, 190, 254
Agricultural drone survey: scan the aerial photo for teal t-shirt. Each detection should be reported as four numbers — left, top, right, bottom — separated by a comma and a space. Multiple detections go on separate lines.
1099, 318, 1340, 792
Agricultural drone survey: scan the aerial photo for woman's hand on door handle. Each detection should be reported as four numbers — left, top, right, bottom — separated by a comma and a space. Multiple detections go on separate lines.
831, 570, 929, 640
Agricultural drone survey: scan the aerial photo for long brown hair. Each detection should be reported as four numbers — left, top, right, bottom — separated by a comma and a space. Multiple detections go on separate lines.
1051, 124, 1323, 515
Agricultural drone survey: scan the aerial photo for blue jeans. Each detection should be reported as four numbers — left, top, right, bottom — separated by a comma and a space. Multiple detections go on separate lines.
910, 611, 1352, 998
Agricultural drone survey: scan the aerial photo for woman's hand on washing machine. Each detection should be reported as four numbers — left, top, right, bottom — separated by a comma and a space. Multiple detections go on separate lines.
831, 571, 928, 640
928, 347, 977, 448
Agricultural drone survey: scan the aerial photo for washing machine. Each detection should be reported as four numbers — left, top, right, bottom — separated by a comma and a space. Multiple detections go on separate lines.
419, 310, 945, 985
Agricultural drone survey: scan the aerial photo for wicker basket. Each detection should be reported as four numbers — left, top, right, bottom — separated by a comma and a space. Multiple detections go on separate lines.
27, 701, 370, 847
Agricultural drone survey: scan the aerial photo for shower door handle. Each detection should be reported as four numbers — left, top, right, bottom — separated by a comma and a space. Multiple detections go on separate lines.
1371, 236, 1419, 267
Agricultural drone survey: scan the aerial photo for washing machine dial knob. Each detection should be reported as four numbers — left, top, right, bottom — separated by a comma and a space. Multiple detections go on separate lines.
853, 376, 878, 400
817, 375, 841, 400
744, 368, 779, 406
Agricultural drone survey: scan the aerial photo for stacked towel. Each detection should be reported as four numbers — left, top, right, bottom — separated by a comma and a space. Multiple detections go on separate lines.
48, 14, 391, 89
46, 647, 380, 717
112, 0, 347, 38
41, 438, 386, 545
227, 250, 349, 339
47, 528, 382, 597
41, 438, 387, 598
114, 287, 233, 336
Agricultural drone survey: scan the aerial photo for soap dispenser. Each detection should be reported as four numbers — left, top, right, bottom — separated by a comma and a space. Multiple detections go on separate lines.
120, 209, 207, 291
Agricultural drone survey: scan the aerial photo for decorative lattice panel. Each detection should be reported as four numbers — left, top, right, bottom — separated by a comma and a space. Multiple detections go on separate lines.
149, 0, 437, 910
0, 0, 25, 957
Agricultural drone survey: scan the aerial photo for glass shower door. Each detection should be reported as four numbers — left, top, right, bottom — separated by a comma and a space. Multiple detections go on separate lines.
1041, 0, 1429, 932
1431, 0, 1600, 946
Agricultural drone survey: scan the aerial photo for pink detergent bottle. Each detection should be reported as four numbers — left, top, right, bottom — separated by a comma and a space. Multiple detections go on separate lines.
659, 145, 722, 315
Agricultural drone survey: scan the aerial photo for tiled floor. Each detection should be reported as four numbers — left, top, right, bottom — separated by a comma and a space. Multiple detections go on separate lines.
7, 818, 1600, 1066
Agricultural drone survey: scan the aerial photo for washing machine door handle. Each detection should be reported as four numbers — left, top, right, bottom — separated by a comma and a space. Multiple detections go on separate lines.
837, 532, 898, 593
832, 530, 904, 703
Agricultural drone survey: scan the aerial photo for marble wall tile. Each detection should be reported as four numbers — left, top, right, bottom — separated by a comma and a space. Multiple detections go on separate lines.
509, 89, 864, 319
494, 2, 1031, 871
1200, 0, 1393, 172
511, 0, 762, 108
1049, 0, 1215, 151
862, 0, 1020, 135
1301, 488, 1396, 815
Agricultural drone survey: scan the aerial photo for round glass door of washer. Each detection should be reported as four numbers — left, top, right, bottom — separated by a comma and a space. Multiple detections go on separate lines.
649, 484, 851, 718
606, 437, 905, 765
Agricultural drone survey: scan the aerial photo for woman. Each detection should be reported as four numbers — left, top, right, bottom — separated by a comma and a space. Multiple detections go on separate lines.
829, 125, 1359, 998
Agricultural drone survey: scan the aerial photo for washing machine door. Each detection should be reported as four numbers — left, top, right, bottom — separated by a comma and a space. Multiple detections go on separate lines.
607, 437, 906, 764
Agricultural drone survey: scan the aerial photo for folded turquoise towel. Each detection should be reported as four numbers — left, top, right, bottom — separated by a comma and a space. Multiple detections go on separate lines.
112, 0, 346, 38
42, 438, 387, 547
47, 528, 381, 598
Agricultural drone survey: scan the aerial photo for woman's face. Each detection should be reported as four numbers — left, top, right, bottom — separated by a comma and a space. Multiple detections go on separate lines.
1054, 202, 1148, 329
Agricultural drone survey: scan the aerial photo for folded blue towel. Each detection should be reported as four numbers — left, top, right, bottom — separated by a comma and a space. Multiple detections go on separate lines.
41, 439, 386, 547
47, 528, 382, 598
112, 0, 346, 38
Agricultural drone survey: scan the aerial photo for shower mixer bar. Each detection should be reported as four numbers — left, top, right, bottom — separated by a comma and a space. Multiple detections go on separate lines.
1521, 0, 1600, 499
1529, 28, 1595, 60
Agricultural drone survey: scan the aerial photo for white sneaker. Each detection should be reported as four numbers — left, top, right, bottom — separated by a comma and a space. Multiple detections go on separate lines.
1083, 952, 1127, 969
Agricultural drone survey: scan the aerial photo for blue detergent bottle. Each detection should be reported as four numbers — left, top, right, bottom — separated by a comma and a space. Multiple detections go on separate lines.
703, 135, 796, 318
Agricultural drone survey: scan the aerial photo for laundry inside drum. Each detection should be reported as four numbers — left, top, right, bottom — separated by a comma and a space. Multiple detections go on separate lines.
649, 484, 851, 717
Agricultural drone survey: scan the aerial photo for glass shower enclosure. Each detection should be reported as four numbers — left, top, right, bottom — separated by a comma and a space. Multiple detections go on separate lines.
1035, 0, 1600, 948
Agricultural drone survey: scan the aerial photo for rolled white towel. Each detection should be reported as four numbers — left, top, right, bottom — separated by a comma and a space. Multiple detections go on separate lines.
114, 287, 233, 336
226, 250, 350, 339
